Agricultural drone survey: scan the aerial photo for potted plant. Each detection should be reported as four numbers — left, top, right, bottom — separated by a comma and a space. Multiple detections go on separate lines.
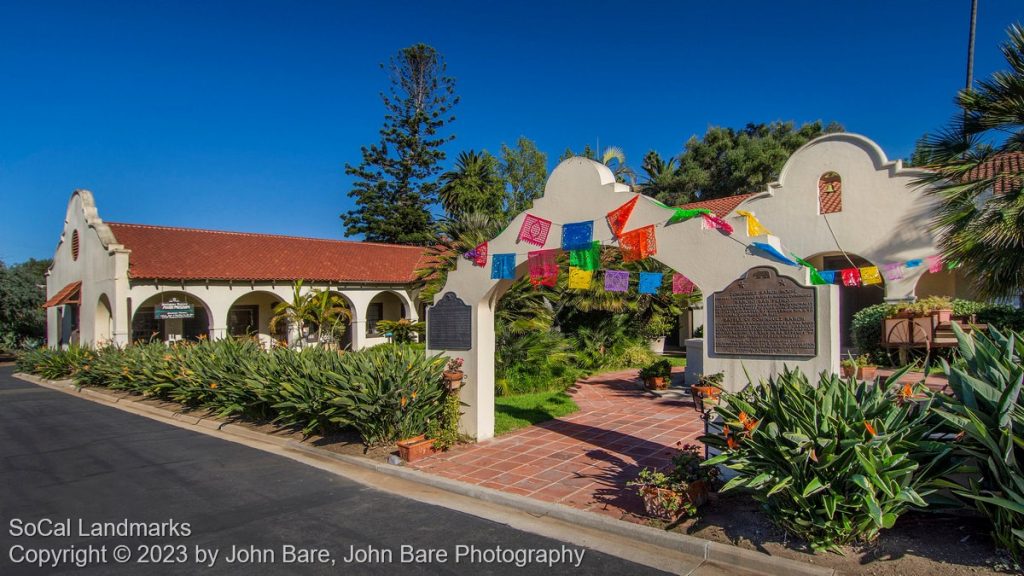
639, 359, 673, 390
841, 358, 858, 378
628, 443, 718, 520
854, 354, 877, 380
921, 296, 954, 324
397, 435, 437, 463
443, 357, 464, 391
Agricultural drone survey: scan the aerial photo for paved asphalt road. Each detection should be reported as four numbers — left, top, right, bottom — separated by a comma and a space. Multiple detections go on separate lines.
0, 366, 671, 575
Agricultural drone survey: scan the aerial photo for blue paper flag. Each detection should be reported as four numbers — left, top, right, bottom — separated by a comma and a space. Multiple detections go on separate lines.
561, 221, 594, 251
905, 259, 923, 268
750, 241, 800, 267
638, 272, 663, 294
818, 270, 838, 284
491, 253, 516, 280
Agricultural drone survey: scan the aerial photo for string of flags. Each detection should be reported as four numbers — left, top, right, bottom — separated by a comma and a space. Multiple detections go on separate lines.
465, 193, 954, 293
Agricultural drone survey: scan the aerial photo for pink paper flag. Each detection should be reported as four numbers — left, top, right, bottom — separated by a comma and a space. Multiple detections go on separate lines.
527, 249, 559, 287
882, 263, 903, 281
462, 241, 487, 267
927, 255, 943, 273
672, 273, 695, 294
700, 213, 734, 235
518, 214, 552, 247
841, 268, 861, 287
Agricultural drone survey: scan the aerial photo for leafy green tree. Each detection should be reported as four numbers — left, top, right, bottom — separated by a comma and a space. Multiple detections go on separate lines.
342, 44, 458, 245
675, 120, 844, 201
0, 258, 50, 348
438, 150, 505, 217
499, 136, 548, 216
916, 23, 1024, 302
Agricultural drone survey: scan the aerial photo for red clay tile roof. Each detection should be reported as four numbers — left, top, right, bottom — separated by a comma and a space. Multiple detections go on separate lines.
965, 151, 1024, 196
107, 223, 429, 283
678, 193, 755, 216
43, 281, 81, 308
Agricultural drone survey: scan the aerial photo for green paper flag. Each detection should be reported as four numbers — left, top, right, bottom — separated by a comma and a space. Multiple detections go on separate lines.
668, 208, 711, 224
792, 254, 827, 285
569, 241, 601, 271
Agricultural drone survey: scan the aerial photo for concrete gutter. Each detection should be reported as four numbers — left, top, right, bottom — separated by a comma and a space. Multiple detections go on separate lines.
13, 372, 834, 576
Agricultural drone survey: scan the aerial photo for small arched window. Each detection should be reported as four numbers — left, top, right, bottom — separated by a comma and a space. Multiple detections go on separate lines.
818, 172, 842, 214
71, 230, 80, 261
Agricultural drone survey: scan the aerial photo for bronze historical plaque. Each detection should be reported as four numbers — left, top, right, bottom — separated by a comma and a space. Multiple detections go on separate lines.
712, 267, 817, 357
426, 292, 472, 351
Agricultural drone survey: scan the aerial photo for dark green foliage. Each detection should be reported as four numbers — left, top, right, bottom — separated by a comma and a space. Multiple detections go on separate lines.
376, 319, 424, 344
914, 24, 1024, 301
932, 325, 1024, 561
438, 150, 506, 218
670, 120, 843, 203
19, 340, 446, 445
0, 259, 50, 348
639, 359, 672, 380
431, 389, 462, 450
343, 44, 458, 245
499, 137, 547, 216
701, 368, 956, 551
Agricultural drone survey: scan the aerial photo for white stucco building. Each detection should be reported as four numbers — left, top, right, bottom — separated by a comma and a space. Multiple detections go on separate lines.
44, 190, 428, 349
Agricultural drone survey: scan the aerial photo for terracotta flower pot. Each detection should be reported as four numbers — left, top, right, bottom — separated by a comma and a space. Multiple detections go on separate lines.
685, 480, 710, 507
397, 435, 436, 463
841, 364, 857, 378
932, 308, 953, 324
857, 365, 878, 381
644, 376, 667, 390
639, 486, 683, 520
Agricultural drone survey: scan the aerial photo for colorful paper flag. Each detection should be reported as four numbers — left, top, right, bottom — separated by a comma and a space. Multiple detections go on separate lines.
841, 268, 862, 287
517, 214, 552, 247
927, 255, 943, 273
819, 270, 838, 284
527, 249, 559, 287
568, 241, 600, 271
882, 263, 903, 281
568, 267, 593, 290
667, 207, 711, 225
606, 196, 638, 238
737, 210, 771, 237
792, 255, 826, 285
638, 272, 663, 294
619, 225, 657, 262
462, 241, 487, 267
750, 241, 798, 267
672, 273, 696, 294
905, 259, 923, 268
491, 253, 516, 280
701, 213, 734, 235
561, 221, 594, 251
604, 270, 629, 292
860, 266, 882, 285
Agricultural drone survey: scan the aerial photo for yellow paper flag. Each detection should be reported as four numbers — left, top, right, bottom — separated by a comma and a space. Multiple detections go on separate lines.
860, 266, 882, 285
568, 267, 593, 290
737, 210, 771, 237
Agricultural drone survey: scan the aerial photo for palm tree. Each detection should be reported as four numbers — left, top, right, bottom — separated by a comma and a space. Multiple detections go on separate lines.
438, 150, 506, 218
560, 145, 637, 185
917, 23, 1024, 302
415, 210, 506, 302
269, 280, 318, 348
639, 150, 692, 205
310, 291, 352, 349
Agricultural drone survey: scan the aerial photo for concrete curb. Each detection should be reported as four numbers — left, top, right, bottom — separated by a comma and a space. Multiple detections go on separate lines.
12, 372, 833, 576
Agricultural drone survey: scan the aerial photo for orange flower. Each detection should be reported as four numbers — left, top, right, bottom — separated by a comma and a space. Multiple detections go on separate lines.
411, 391, 418, 400
400, 396, 408, 408
727, 435, 740, 450
863, 420, 876, 437
210, 383, 218, 389
738, 411, 759, 432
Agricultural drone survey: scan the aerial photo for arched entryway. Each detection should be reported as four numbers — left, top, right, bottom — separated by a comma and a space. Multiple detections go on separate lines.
365, 290, 408, 340
131, 292, 212, 343
226, 291, 287, 348
95, 293, 113, 345
803, 252, 885, 352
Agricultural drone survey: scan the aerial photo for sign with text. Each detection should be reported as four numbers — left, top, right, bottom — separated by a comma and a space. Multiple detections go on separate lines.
155, 299, 195, 320
711, 267, 817, 357
426, 292, 472, 351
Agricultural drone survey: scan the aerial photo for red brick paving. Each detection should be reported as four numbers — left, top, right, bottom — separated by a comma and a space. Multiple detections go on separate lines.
875, 368, 951, 393
410, 367, 705, 520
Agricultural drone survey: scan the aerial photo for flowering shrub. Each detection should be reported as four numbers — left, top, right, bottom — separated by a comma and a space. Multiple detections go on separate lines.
701, 367, 956, 551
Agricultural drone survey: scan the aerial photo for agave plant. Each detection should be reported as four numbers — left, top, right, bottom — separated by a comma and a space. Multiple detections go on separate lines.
932, 324, 1024, 561
701, 367, 956, 552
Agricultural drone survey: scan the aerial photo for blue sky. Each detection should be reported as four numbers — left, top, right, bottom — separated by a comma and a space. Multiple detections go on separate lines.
1, 0, 1021, 263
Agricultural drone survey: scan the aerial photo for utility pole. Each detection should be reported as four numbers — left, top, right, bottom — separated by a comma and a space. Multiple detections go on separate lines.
966, 0, 978, 91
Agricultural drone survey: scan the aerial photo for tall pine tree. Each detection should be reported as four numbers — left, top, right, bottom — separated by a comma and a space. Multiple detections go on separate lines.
343, 44, 458, 244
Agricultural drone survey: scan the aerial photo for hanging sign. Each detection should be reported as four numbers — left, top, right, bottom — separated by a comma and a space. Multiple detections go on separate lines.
155, 299, 195, 320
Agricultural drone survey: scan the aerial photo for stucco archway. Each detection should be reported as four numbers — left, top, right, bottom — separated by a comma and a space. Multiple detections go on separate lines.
803, 251, 885, 351
130, 291, 213, 343
226, 291, 287, 348
95, 293, 113, 346
365, 290, 410, 341
428, 158, 841, 440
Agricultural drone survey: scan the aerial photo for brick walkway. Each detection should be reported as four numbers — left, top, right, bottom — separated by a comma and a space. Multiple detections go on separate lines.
411, 368, 705, 520
875, 368, 950, 393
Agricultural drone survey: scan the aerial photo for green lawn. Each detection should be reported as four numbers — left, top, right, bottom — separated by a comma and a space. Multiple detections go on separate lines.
664, 355, 687, 368
494, 390, 579, 436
